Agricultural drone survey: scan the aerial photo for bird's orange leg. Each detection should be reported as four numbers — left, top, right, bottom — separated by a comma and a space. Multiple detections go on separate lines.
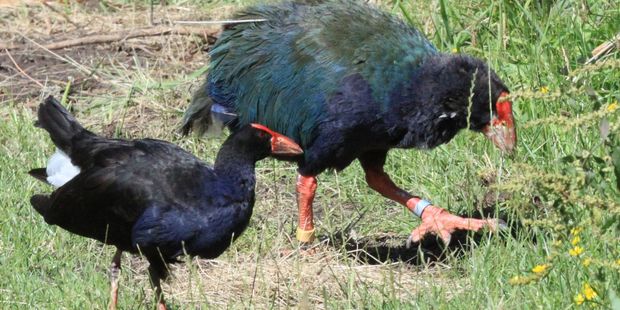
362, 163, 501, 246
108, 249, 122, 310
296, 174, 317, 243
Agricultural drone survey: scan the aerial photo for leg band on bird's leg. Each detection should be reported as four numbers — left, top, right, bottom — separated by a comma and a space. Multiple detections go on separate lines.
296, 174, 317, 243
363, 165, 433, 218
108, 249, 122, 310
362, 162, 500, 246
412, 199, 432, 217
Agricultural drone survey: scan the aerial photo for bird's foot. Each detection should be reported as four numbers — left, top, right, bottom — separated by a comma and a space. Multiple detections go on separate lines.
406, 205, 506, 248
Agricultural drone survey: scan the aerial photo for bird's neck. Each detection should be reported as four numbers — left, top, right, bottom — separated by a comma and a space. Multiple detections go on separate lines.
388, 57, 467, 149
213, 146, 257, 200
392, 108, 462, 150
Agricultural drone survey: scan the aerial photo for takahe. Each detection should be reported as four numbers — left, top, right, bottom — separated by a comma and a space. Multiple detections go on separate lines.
29, 97, 302, 309
182, 0, 516, 245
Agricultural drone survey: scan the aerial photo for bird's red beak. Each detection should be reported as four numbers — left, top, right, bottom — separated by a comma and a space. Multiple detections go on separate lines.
250, 124, 304, 156
271, 134, 304, 155
482, 92, 516, 154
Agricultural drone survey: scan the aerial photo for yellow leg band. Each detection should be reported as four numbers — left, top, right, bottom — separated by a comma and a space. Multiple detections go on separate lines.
296, 227, 316, 243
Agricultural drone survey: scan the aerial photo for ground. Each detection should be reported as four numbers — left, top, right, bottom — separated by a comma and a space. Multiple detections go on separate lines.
0, 0, 619, 309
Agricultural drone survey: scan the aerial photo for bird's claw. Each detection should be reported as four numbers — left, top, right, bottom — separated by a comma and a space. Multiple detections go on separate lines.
405, 205, 504, 249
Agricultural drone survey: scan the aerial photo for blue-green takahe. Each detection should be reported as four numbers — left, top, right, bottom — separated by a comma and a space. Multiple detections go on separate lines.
182, 0, 516, 246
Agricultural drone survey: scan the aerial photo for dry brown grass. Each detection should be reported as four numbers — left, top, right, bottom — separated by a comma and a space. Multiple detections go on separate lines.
122, 243, 456, 308
0, 1, 217, 103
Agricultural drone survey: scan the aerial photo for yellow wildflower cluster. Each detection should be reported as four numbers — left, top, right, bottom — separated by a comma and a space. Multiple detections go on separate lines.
569, 227, 585, 256
509, 263, 553, 285
532, 264, 551, 274
583, 283, 597, 300
574, 283, 598, 305
574, 293, 585, 305
569, 245, 584, 256
539, 86, 549, 94
608, 101, 619, 113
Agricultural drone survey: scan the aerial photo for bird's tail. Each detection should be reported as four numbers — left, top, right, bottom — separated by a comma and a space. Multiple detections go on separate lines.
30, 194, 52, 220
36, 96, 87, 155
180, 80, 237, 136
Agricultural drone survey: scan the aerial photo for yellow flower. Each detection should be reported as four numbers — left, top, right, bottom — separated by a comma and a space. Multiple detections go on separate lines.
569, 246, 584, 256
532, 264, 550, 274
607, 101, 618, 113
583, 283, 597, 300
574, 293, 585, 305
616, 259, 620, 266
582, 258, 591, 267
451, 48, 458, 53
571, 227, 583, 235
539, 86, 549, 94
571, 236, 581, 245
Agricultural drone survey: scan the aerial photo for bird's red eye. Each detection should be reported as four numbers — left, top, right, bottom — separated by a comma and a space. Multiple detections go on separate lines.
257, 131, 267, 138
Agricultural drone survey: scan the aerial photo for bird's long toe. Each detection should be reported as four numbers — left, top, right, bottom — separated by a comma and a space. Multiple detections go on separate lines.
452, 217, 504, 232
407, 206, 504, 247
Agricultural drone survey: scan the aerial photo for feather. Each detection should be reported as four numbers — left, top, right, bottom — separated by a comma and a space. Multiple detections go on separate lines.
45, 148, 80, 187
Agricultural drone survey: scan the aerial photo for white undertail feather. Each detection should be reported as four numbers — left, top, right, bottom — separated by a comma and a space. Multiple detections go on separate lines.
46, 149, 80, 187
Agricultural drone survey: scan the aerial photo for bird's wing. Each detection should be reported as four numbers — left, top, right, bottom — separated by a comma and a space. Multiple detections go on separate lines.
130, 198, 245, 259
40, 139, 214, 245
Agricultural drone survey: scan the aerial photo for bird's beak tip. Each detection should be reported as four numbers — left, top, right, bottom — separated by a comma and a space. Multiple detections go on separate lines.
271, 135, 303, 156
484, 93, 517, 154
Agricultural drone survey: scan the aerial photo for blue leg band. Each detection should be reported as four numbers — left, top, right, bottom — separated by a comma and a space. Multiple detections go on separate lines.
413, 199, 432, 217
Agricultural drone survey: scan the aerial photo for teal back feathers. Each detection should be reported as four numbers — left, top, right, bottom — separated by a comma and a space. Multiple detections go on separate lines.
184, 0, 438, 146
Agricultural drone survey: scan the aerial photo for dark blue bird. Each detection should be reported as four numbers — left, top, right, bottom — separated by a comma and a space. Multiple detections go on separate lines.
182, 0, 516, 246
29, 96, 302, 309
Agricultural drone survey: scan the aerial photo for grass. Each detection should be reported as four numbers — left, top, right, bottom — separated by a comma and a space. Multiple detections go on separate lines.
1, 0, 619, 308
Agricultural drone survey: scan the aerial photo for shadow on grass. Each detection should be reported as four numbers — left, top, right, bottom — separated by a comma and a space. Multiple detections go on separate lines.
321, 208, 522, 266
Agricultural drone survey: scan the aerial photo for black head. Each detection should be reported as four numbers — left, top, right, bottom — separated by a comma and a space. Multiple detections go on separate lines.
225, 124, 303, 161
412, 54, 516, 153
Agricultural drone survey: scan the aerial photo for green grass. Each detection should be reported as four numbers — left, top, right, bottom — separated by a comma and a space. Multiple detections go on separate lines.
1, 0, 619, 308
